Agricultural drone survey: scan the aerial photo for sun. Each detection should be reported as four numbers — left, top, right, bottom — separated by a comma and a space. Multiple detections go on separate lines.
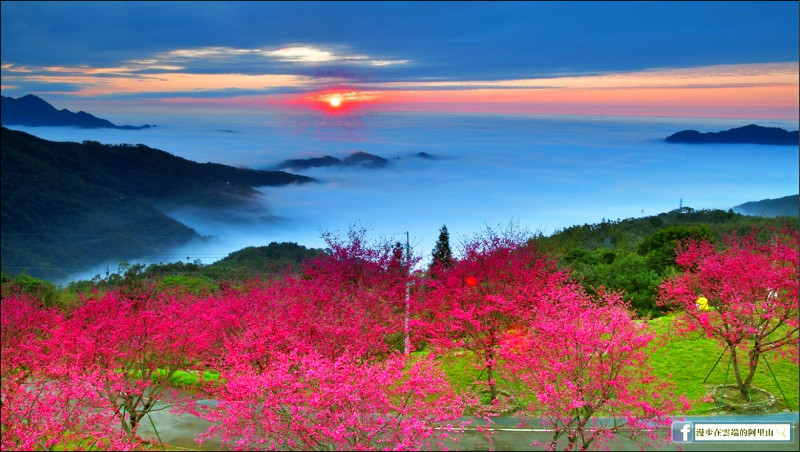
301, 89, 382, 113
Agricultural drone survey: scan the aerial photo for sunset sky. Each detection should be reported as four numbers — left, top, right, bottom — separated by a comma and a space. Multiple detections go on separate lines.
2, 1, 798, 121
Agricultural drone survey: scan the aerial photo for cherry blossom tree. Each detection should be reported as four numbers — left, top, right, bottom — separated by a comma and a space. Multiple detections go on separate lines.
193, 352, 466, 451
188, 229, 470, 450
1, 367, 141, 451
55, 289, 219, 440
499, 288, 689, 451
1, 295, 141, 450
1, 294, 62, 378
659, 229, 799, 399
416, 228, 568, 403
253, 229, 407, 359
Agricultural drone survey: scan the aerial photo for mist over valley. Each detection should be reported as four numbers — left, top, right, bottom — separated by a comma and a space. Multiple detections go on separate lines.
3, 108, 798, 284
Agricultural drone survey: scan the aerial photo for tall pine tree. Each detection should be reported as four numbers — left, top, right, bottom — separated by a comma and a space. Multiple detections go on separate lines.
431, 225, 453, 268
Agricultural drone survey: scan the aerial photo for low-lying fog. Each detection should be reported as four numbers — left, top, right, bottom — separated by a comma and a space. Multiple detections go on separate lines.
9, 111, 798, 283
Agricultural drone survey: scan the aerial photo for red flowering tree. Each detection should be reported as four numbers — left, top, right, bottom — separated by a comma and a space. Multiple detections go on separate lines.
213, 228, 415, 370
1, 295, 141, 450
1, 294, 62, 379
295, 228, 413, 359
659, 229, 799, 399
185, 229, 470, 450
56, 290, 219, 440
194, 352, 466, 451
499, 288, 689, 451
416, 228, 569, 404
1, 366, 141, 451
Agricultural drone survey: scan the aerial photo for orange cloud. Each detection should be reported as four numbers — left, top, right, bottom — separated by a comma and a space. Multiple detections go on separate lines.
2, 72, 319, 96
359, 63, 799, 119
368, 63, 798, 91
367, 84, 798, 119
4, 58, 795, 120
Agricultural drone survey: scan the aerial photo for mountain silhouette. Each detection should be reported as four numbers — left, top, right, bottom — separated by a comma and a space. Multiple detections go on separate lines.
277, 151, 390, 170
1, 127, 314, 281
1, 94, 152, 129
732, 194, 799, 217
666, 124, 798, 145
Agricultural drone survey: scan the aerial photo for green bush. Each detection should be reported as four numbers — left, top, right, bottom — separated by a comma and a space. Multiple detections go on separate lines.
156, 274, 217, 294
1, 273, 62, 307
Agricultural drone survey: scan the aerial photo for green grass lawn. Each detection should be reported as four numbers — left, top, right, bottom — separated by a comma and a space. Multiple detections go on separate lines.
645, 314, 799, 415
164, 369, 221, 388
165, 314, 796, 416
149, 315, 796, 451
429, 314, 799, 416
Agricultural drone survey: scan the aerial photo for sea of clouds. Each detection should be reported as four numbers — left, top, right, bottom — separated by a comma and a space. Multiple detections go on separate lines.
8, 111, 798, 282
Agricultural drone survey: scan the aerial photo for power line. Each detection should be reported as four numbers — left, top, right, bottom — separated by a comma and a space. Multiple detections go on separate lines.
1, 233, 195, 238
2, 231, 411, 239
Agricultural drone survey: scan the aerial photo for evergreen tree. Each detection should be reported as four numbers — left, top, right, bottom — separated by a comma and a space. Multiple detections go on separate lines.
431, 225, 453, 268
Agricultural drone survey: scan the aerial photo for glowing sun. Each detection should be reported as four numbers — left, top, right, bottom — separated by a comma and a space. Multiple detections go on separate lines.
302, 89, 382, 113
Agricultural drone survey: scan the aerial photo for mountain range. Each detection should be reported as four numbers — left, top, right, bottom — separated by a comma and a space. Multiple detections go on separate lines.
2, 122, 796, 283
276, 151, 436, 171
277, 151, 389, 170
1, 94, 153, 129
732, 194, 799, 218
665, 124, 799, 145
1, 127, 313, 281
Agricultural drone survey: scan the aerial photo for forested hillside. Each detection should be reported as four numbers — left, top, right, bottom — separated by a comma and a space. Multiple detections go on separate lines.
533, 207, 799, 316
0, 128, 314, 281
733, 194, 799, 217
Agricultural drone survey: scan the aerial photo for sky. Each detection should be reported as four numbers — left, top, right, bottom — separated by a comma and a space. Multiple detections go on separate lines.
2, 1, 799, 121
2, 1, 799, 279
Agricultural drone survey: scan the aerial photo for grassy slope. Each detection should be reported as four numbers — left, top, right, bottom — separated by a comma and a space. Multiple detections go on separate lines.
430, 314, 799, 415
646, 314, 799, 415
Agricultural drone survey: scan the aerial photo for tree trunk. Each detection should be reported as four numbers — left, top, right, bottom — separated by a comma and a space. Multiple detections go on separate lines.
487, 361, 497, 403
742, 344, 761, 400
486, 342, 497, 403
729, 346, 751, 399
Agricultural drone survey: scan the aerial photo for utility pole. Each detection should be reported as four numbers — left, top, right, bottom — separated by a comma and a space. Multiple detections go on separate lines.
404, 231, 410, 355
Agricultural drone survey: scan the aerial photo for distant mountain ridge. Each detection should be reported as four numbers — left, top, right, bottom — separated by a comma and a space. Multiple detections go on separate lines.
277, 151, 389, 170
665, 124, 799, 145
732, 194, 799, 218
1, 94, 152, 129
1, 127, 314, 281
277, 151, 435, 171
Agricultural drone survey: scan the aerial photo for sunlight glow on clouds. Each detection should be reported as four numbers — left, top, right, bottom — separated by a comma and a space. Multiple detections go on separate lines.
1, 71, 320, 96
354, 63, 799, 120
261, 45, 408, 66
1, 40, 796, 120
298, 89, 384, 114
1, 43, 408, 96
263, 46, 339, 63
150, 44, 408, 67
368, 86, 798, 119
277, 63, 798, 120
2, 63, 33, 73
365, 63, 799, 91
305, 90, 382, 106
156, 47, 258, 60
